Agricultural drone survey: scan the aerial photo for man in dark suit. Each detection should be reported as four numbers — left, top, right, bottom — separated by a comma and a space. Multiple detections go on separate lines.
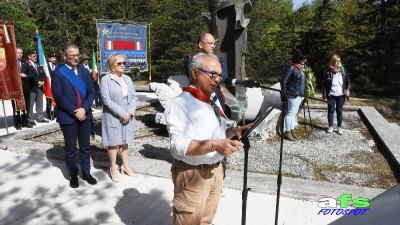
26, 50, 48, 125
47, 52, 57, 72
51, 44, 97, 188
12, 47, 33, 129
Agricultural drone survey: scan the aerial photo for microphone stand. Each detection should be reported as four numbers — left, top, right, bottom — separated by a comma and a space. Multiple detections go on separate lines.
301, 98, 313, 133
239, 106, 275, 225
234, 81, 327, 225
274, 98, 285, 225
241, 135, 250, 225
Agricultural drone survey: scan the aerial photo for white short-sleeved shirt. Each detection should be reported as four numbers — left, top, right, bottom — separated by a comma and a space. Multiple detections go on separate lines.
165, 91, 227, 165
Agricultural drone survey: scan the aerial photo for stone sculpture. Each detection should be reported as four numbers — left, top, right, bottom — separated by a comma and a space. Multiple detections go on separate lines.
203, 0, 253, 122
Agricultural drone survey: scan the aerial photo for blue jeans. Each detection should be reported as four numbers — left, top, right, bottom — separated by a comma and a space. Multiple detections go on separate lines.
327, 95, 345, 127
284, 96, 303, 132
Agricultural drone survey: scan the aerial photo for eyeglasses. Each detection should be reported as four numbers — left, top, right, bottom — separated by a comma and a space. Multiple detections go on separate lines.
196, 68, 222, 79
116, 62, 126, 66
202, 41, 216, 46
66, 54, 81, 58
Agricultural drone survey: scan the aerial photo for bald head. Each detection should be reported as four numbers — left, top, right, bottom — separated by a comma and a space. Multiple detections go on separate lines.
198, 33, 216, 54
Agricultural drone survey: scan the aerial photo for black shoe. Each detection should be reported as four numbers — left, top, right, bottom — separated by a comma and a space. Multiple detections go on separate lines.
15, 124, 22, 130
22, 123, 33, 128
70, 176, 79, 188
28, 121, 36, 126
82, 174, 97, 185
36, 119, 49, 123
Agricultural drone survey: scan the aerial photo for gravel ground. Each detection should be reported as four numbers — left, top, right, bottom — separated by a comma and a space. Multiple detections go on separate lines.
32, 104, 396, 189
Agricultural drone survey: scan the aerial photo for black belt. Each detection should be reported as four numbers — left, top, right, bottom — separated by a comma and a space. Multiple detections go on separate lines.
199, 161, 221, 169
176, 160, 221, 170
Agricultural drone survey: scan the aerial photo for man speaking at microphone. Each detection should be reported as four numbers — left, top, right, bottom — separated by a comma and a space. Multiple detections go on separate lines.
166, 53, 250, 225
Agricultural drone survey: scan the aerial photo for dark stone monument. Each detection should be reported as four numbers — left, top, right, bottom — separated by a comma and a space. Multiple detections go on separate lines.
203, 0, 253, 121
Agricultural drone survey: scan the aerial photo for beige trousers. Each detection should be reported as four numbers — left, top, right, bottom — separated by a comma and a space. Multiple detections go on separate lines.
171, 160, 223, 225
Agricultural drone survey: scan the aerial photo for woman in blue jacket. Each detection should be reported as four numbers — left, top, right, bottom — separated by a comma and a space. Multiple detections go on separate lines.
324, 55, 350, 135
100, 53, 137, 182
280, 49, 306, 141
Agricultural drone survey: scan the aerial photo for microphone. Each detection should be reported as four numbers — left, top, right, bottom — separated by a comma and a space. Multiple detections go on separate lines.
229, 79, 260, 88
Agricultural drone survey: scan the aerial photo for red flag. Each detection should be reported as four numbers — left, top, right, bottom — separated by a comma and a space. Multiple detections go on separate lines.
0, 21, 25, 110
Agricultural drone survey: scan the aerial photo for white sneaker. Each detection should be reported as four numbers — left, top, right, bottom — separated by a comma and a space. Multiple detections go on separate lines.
327, 127, 334, 133
337, 128, 343, 135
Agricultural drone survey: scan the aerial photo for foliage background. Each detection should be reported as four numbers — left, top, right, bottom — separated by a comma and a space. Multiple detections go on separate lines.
1, 0, 399, 95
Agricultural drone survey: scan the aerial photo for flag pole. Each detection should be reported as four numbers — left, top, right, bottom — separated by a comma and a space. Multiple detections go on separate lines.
1, 100, 9, 134
148, 23, 152, 81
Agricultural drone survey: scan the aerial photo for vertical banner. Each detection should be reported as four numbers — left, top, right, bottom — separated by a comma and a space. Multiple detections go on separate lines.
36, 32, 52, 99
91, 48, 98, 83
0, 21, 24, 110
96, 19, 148, 74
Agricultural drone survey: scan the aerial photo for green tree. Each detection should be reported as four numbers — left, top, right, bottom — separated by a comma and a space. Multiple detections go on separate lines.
344, 0, 400, 94
0, 0, 37, 51
301, 0, 340, 88
145, 0, 208, 80
247, 0, 294, 84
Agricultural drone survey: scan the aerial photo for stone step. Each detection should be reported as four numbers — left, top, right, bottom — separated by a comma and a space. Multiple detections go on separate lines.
359, 106, 400, 169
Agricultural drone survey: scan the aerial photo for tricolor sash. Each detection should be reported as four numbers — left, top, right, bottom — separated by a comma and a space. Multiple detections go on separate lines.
58, 65, 87, 99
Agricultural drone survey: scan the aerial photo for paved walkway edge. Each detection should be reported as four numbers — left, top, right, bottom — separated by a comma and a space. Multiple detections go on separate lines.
359, 106, 400, 170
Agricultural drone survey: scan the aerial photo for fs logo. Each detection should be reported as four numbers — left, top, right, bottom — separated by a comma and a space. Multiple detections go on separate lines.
317, 194, 371, 216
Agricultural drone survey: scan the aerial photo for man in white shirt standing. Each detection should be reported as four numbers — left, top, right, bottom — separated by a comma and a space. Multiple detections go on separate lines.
165, 53, 250, 225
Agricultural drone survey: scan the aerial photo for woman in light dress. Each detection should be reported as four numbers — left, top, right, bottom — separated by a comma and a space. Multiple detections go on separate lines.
100, 53, 137, 182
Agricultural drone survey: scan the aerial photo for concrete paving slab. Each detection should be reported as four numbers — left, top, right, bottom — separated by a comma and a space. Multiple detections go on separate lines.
0, 93, 394, 225
0, 150, 341, 225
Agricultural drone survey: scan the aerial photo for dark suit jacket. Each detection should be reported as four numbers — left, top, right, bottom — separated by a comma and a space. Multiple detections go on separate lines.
48, 62, 57, 77
19, 60, 32, 93
51, 64, 95, 124
25, 61, 45, 93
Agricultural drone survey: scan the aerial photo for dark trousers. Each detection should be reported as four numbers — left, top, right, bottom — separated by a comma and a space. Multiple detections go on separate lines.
327, 95, 345, 127
60, 119, 92, 177
94, 83, 102, 107
46, 98, 55, 120
11, 100, 25, 128
22, 88, 31, 113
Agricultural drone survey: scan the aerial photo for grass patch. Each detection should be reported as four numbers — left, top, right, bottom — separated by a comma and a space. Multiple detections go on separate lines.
349, 151, 397, 189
